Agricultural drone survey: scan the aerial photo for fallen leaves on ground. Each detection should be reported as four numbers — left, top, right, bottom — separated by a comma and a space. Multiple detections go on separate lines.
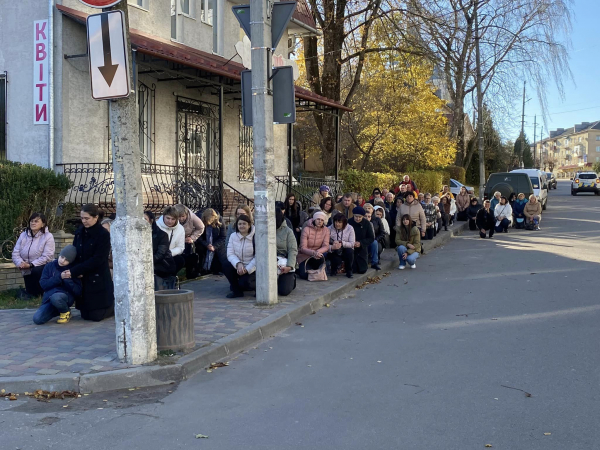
29, 390, 79, 402
195, 434, 209, 439
295, 322, 302, 326
2, 392, 18, 401
355, 272, 391, 290
544, 433, 551, 436
206, 362, 229, 372
485, 445, 493, 448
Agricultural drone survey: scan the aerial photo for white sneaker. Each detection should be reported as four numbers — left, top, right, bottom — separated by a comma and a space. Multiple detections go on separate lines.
398, 265, 406, 270
410, 264, 416, 269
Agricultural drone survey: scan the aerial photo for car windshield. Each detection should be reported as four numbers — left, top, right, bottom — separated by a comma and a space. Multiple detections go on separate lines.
579, 174, 596, 179
530, 177, 540, 188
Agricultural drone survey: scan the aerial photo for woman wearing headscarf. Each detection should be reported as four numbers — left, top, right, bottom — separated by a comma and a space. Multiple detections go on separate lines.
311, 185, 330, 208
297, 211, 330, 280
275, 209, 298, 296
348, 206, 375, 274
494, 196, 512, 233
197, 208, 227, 275
466, 197, 482, 231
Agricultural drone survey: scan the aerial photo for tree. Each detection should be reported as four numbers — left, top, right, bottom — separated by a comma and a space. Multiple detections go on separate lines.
345, 51, 456, 172
398, 0, 572, 170
514, 134, 532, 168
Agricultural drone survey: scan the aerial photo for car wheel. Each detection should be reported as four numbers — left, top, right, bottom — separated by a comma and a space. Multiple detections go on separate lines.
542, 200, 547, 211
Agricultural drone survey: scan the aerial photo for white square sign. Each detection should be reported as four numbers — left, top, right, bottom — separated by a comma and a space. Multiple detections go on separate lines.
86, 10, 131, 100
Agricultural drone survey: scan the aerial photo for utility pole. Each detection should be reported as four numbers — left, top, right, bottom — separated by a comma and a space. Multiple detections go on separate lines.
533, 114, 537, 168
520, 81, 526, 167
250, 0, 278, 305
107, 1, 157, 363
540, 125, 544, 169
475, 3, 485, 200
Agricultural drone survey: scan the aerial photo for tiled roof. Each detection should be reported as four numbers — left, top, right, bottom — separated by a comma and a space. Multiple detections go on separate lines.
56, 4, 349, 112
291, 0, 317, 30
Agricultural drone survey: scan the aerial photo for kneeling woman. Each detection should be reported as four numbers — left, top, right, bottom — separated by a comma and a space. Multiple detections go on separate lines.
494, 196, 512, 233
297, 211, 329, 280
275, 210, 298, 296
224, 215, 256, 298
395, 214, 421, 270
327, 214, 356, 278
144, 211, 177, 289
66, 204, 114, 321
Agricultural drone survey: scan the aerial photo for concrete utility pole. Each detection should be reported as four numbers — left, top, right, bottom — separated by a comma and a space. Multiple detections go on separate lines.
533, 115, 537, 168
107, 1, 157, 363
475, 4, 485, 200
540, 126, 544, 168
250, 0, 278, 305
520, 81, 526, 167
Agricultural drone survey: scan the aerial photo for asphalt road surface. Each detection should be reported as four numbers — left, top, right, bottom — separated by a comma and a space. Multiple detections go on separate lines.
3, 180, 600, 449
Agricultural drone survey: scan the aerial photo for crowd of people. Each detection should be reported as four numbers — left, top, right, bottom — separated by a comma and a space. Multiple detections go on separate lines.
12, 175, 543, 325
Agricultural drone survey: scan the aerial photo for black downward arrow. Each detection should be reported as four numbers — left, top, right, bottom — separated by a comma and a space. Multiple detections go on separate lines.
98, 13, 119, 87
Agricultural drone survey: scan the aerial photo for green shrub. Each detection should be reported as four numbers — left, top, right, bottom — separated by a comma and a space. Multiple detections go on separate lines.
341, 168, 447, 197
445, 165, 466, 184
411, 171, 446, 196
0, 161, 72, 243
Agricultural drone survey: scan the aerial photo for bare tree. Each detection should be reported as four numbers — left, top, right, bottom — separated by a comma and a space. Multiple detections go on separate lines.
398, 0, 572, 169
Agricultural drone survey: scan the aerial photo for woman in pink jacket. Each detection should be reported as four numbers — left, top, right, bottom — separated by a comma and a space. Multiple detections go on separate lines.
298, 211, 329, 280
12, 213, 56, 299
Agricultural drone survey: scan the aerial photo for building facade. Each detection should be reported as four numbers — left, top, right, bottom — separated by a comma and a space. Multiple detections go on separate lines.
0, 0, 347, 217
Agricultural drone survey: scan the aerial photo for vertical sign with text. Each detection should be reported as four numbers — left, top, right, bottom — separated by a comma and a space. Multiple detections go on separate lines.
33, 20, 49, 125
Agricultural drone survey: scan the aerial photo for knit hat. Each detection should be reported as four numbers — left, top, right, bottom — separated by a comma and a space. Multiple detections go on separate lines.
313, 211, 327, 222
352, 206, 366, 216
320, 185, 330, 192
59, 245, 77, 264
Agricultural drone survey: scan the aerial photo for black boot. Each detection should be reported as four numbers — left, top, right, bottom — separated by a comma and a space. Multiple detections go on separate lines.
346, 271, 354, 278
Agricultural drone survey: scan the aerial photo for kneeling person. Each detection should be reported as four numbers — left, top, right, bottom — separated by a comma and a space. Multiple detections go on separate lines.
33, 245, 81, 325
395, 214, 421, 269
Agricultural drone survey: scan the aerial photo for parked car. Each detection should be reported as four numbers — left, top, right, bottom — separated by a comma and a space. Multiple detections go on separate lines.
510, 169, 548, 210
545, 172, 557, 189
484, 172, 534, 202
571, 172, 600, 196
449, 178, 474, 196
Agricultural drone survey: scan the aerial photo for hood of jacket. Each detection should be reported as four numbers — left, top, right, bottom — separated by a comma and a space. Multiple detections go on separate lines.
156, 215, 179, 231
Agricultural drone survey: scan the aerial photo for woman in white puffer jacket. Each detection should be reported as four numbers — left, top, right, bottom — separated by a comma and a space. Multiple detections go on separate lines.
223, 214, 256, 298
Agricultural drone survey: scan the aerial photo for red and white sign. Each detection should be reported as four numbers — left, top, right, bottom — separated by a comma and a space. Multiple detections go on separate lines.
33, 20, 49, 125
79, 0, 122, 8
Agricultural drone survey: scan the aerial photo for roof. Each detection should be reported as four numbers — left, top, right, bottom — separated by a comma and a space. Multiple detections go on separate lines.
291, 0, 317, 30
56, 4, 350, 112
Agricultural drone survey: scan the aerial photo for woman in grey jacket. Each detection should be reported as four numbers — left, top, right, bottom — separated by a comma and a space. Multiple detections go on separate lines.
275, 210, 298, 296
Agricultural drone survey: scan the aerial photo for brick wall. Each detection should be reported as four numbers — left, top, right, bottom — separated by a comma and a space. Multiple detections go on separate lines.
0, 231, 74, 293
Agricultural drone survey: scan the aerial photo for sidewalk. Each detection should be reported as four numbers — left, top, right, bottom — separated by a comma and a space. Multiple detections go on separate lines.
0, 222, 469, 394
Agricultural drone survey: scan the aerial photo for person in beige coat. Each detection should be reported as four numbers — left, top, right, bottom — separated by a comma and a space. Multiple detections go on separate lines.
523, 195, 542, 229
398, 192, 427, 238
455, 186, 470, 221
175, 204, 205, 279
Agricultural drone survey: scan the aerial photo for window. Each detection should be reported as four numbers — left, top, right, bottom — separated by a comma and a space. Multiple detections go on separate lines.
596, 136, 600, 141
201, 0, 213, 24
182, 0, 191, 15
579, 174, 596, 179
596, 146, 600, 152
0, 74, 6, 160
129, 0, 149, 9
530, 177, 540, 189
597, 157, 600, 162
138, 82, 155, 163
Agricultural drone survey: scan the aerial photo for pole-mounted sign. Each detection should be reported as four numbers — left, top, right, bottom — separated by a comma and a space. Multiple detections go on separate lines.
79, 0, 123, 8
86, 10, 131, 100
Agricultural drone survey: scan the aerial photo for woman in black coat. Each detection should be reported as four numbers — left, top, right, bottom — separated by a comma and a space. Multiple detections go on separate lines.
144, 211, 177, 285
348, 207, 375, 274
197, 208, 227, 275
65, 204, 114, 322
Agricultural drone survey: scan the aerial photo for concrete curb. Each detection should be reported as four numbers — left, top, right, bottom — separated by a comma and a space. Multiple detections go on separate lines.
0, 222, 470, 395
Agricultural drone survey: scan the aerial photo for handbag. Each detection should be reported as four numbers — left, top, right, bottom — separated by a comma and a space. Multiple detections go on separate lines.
306, 257, 328, 281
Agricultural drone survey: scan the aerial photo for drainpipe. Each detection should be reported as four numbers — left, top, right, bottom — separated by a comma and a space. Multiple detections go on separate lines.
48, 0, 55, 170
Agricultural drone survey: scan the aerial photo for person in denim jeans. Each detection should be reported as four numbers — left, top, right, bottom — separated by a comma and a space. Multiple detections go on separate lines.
33, 245, 82, 325
395, 214, 421, 269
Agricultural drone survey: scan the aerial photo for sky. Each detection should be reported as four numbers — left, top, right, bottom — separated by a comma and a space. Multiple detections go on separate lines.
516, 0, 600, 142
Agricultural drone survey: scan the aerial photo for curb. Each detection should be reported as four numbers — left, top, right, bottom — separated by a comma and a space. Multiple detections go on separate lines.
1, 222, 470, 395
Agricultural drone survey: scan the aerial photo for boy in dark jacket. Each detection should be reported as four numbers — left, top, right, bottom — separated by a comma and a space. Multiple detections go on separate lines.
33, 245, 82, 325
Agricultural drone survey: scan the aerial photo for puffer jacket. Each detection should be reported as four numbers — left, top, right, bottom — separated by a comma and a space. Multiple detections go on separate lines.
276, 221, 298, 268
156, 215, 186, 257
180, 206, 205, 242
227, 226, 256, 274
298, 219, 329, 264
494, 203, 513, 225
328, 223, 356, 250
523, 200, 542, 219
513, 199, 528, 217
467, 201, 482, 219
12, 228, 55, 275
398, 200, 427, 230
456, 193, 470, 211
394, 224, 422, 254
39, 259, 82, 305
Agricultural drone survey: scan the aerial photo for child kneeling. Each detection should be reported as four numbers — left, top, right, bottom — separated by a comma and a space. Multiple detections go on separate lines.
33, 245, 81, 325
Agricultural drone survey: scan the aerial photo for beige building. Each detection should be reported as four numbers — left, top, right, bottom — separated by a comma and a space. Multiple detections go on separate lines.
0, 0, 348, 218
535, 121, 600, 177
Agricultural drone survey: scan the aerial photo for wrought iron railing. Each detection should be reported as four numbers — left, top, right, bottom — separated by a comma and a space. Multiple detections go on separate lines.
57, 163, 224, 214
222, 182, 254, 225
274, 175, 344, 210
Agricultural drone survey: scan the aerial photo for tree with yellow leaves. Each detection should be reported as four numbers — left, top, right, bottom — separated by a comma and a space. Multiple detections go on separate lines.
346, 50, 456, 172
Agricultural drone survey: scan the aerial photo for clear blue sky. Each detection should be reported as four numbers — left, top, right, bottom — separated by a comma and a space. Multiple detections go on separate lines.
517, 0, 600, 142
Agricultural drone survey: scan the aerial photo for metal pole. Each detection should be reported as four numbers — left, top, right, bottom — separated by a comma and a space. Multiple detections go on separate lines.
533, 115, 537, 168
475, 4, 485, 200
219, 84, 224, 213
540, 126, 543, 169
520, 81, 526, 167
109, 2, 157, 365
287, 123, 293, 192
48, 0, 55, 169
250, 0, 278, 305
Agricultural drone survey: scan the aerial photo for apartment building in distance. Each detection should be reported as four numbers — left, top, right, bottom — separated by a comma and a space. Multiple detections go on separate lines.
535, 121, 600, 176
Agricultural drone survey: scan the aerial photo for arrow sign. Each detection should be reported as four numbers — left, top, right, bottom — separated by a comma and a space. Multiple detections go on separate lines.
86, 10, 130, 100
98, 13, 119, 87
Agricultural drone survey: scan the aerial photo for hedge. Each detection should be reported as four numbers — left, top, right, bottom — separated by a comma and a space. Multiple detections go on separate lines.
0, 161, 72, 243
340, 168, 451, 197
445, 165, 466, 184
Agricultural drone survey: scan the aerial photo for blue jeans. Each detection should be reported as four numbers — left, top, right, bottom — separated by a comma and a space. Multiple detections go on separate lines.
33, 293, 73, 325
397, 245, 420, 266
369, 240, 379, 264
495, 218, 510, 232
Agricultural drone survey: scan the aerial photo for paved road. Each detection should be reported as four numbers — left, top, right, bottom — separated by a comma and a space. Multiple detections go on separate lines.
3, 180, 600, 449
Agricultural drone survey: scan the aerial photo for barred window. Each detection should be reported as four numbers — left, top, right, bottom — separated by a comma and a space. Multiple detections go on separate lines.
238, 109, 253, 181
138, 81, 155, 162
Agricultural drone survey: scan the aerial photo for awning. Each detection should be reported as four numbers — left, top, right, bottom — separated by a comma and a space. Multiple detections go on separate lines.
57, 4, 351, 112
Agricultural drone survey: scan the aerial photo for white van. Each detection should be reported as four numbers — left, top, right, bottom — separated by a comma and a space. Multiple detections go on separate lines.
509, 169, 548, 210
